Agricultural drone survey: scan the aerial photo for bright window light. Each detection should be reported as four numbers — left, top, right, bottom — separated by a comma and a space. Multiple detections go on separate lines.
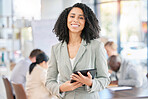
13, 0, 41, 19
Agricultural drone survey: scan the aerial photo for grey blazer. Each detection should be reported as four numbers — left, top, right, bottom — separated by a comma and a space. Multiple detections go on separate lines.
45, 39, 110, 99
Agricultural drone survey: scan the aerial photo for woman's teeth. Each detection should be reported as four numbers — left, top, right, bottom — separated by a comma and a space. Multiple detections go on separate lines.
71, 24, 79, 27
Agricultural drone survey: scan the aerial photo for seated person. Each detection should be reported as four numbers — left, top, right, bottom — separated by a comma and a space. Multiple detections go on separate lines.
10, 49, 43, 88
104, 41, 118, 77
108, 55, 147, 87
26, 52, 57, 99
104, 41, 118, 57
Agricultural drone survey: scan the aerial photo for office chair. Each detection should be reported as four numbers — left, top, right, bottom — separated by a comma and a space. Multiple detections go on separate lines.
12, 83, 27, 99
2, 75, 14, 99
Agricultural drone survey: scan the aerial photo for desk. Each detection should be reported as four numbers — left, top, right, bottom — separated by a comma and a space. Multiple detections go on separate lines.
99, 87, 148, 99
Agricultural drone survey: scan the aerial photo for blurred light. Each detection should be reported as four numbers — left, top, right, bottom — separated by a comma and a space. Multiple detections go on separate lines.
142, 21, 147, 33
13, 0, 41, 19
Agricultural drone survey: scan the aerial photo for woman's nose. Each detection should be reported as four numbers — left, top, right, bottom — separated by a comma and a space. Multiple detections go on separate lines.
73, 17, 78, 23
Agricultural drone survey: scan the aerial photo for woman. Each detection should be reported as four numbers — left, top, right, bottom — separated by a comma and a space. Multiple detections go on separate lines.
26, 53, 57, 99
46, 3, 110, 99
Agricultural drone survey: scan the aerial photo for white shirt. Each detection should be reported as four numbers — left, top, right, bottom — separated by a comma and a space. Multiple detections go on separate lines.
70, 57, 76, 70
118, 57, 146, 87
70, 57, 91, 91
10, 58, 31, 88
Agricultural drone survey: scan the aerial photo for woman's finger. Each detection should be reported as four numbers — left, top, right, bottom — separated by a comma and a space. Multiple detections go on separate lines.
87, 72, 92, 79
71, 76, 80, 82
77, 72, 85, 78
71, 73, 80, 79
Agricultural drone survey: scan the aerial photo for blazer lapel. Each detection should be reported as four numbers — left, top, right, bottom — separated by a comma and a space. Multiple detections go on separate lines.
62, 42, 73, 73
73, 39, 87, 70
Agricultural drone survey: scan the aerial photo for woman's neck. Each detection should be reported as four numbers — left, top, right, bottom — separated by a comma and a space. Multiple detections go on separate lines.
39, 63, 47, 69
68, 33, 82, 46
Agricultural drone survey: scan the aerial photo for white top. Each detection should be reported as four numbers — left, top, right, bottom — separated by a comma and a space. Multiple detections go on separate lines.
10, 58, 31, 88
70, 57, 76, 70
117, 57, 147, 87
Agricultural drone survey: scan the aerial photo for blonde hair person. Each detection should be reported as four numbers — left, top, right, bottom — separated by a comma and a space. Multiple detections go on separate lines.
104, 41, 118, 75
105, 41, 118, 57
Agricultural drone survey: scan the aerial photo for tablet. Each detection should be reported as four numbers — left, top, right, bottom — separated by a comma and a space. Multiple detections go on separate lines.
70, 69, 97, 83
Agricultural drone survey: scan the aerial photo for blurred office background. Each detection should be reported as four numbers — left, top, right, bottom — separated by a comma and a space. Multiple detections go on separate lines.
0, 0, 147, 99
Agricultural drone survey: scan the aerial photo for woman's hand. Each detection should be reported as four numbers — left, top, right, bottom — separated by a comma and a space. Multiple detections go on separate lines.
59, 81, 83, 93
71, 72, 92, 87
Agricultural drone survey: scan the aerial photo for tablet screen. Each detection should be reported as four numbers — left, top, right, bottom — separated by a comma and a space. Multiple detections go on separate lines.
71, 69, 97, 83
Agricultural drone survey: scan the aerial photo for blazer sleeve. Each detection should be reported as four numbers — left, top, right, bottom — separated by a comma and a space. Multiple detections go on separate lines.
45, 46, 61, 96
89, 42, 110, 92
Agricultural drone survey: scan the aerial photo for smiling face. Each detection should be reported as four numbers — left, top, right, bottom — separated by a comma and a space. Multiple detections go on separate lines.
67, 7, 85, 34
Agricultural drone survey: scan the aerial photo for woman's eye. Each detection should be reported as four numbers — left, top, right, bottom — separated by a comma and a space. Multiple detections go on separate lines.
79, 17, 84, 20
70, 16, 74, 18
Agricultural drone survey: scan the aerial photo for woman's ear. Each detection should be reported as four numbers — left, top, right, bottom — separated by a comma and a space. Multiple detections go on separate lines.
42, 61, 46, 64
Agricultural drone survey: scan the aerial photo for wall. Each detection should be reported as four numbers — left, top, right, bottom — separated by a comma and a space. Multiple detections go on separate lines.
2, 0, 12, 16
41, 0, 63, 19
0, 0, 2, 16
41, 0, 82, 19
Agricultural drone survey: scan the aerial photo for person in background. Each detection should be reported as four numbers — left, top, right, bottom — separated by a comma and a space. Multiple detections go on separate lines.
104, 41, 118, 57
108, 55, 147, 87
10, 49, 43, 88
45, 3, 110, 99
26, 52, 58, 99
104, 41, 118, 77
99, 37, 108, 46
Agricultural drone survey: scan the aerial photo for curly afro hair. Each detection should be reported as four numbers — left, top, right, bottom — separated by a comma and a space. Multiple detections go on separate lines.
53, 3, 101, 44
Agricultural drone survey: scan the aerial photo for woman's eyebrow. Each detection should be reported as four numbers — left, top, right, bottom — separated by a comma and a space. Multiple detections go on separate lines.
79, 14, 84, 16
70, 13, 75, 15
70, 13, 84, 16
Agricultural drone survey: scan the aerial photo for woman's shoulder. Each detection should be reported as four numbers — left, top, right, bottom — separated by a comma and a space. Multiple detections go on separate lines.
33, 65, 46, 76
90, 39, 104, 47
52, 42, 62, 49
32, 65, 42, 73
